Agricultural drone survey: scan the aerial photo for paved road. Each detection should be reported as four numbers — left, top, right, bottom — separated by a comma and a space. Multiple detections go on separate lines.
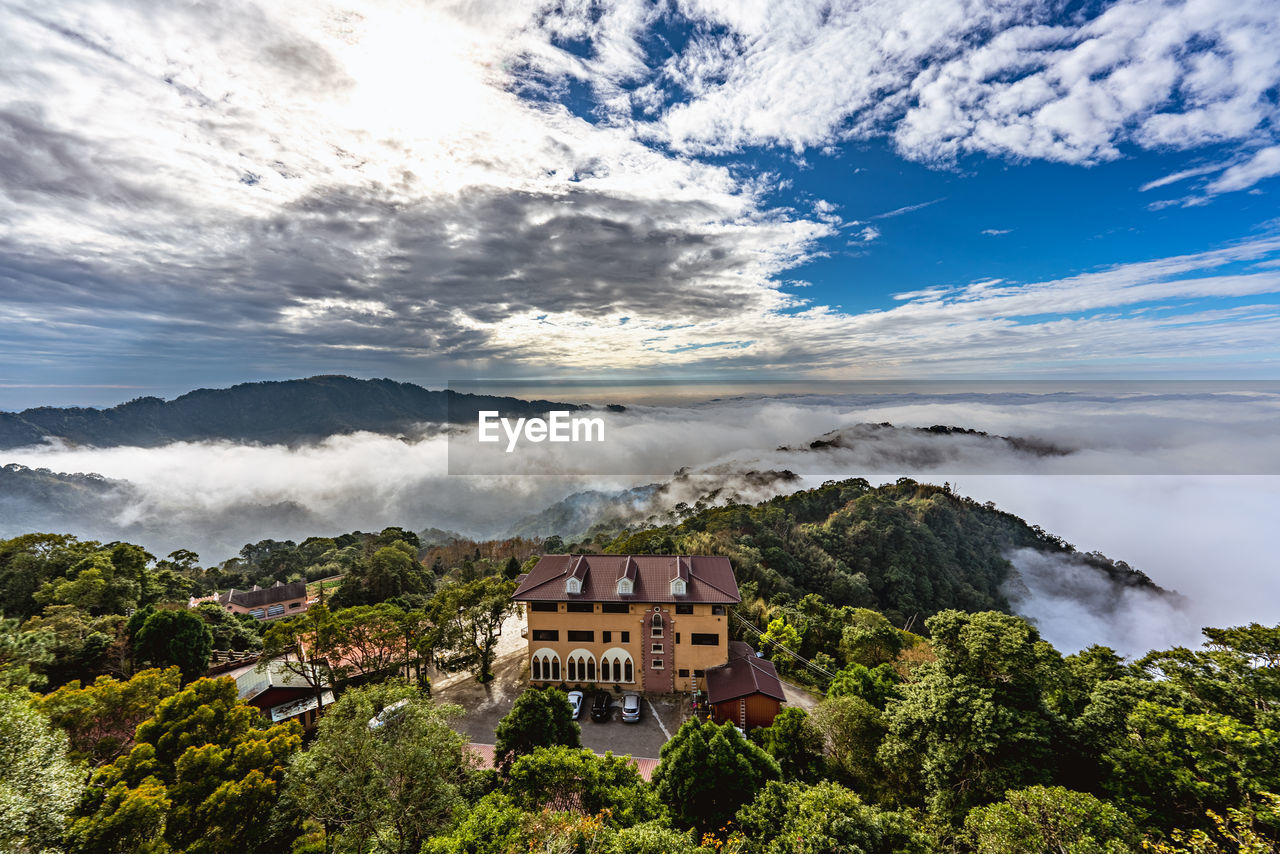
433, 649, 686, 760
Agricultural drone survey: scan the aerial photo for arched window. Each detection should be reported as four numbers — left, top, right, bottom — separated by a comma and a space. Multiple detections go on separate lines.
599, 648, 634, 684
651, 612, 663, 637
568, 658, 577, 681
587, 658, 596, 680
532, 649, 560, 682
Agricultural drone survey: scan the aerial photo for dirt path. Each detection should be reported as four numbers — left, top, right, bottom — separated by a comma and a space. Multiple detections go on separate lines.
780, 677, 823, 712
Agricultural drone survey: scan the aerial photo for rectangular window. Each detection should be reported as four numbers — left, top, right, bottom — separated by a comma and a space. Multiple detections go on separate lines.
530, 602, 558, 612
566, 602, 593, 613
621, 631, 630, 643
602, 631, 611, 643
601, 602, 629, 614
567, 630, 594, 642
650, 643, 663, 654
691, 633, 720, 646
711, 605, 726, 615
267, 603, 285, 617
678, 669, 690, 678
532, 629, 559, 641
652, 659, 663, 669
675, 604, 693, 614
694, 669, 705, 677
675, 633, 681, 644
289, 602, 302, 608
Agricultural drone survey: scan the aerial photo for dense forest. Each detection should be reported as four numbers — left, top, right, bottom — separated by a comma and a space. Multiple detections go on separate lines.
2, 478, 1276, 853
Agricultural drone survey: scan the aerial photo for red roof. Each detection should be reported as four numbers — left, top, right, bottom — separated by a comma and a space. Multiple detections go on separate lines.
705, 642, 786, 704
512, 554, 740, 604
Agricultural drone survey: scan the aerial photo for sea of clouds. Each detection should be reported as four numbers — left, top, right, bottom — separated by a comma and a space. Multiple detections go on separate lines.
4, 389, 1278, 657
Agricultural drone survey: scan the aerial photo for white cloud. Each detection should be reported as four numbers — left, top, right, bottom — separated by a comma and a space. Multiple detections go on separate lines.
6, 390, 1280, 655
1206, 146, 1280, 195
1139, 162, 1229, 192
522, 0, 1280, 194
981, 228, 1012, 235
3, 0, 1280, 386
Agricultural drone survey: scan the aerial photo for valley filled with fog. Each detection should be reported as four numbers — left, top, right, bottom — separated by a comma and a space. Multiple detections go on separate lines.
3, 388, 1278, 657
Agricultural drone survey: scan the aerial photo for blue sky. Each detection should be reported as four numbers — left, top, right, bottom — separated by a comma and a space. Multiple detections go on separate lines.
2, 0, 1280, 408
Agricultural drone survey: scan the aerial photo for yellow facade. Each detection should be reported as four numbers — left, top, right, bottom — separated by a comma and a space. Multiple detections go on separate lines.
524, 600, 730, 693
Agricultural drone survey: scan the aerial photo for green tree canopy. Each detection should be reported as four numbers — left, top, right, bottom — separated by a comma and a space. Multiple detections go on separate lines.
651, 719, 781, 834
735, 780, 931, 854
429, 576, 517, 683
507, 746, 663, 827
752, 707, 828, 783
133, 608, 213, 683
962, 785, 1140, 854
0, 689, 83, 854
37, 666, 182, 765
285, 681, 471, 854
879, 610, 1065, 818
67, 676, 301, 854
493, 687, 581, 774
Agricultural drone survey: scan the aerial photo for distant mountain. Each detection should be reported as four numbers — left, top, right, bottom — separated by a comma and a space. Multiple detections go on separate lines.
506, 469, 803, 541
0, 463, 133, 535
0, 375, 595, 449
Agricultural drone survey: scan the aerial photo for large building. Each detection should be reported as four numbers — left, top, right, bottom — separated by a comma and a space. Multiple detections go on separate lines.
188, 579, 310, 621
511, 554, 740, 693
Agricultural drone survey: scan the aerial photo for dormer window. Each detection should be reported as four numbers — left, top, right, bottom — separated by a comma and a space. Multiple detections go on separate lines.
617, 578, 633, 596
670, 578, 687, 596
566, 577, 582, 595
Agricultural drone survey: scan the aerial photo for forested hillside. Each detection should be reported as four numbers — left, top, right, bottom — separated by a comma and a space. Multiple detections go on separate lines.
596, 477, 1161, 626
2, 480, 1274, 854
0, 375, 590, 449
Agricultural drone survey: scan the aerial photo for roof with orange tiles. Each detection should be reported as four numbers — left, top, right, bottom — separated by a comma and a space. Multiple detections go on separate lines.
512, 554, 740, 604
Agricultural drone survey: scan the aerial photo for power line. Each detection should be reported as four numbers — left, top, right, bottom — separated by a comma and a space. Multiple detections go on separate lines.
732, 612, 836, 680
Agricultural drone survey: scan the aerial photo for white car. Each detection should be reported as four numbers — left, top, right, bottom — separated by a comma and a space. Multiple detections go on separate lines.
621, 692, 641, 723
567, 690, 584, 720
367, 699, 410, 731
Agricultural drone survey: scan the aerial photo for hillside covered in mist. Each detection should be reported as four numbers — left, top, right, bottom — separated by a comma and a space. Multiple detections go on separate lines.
542, 477, 1173, 631
0, 375, 592, 449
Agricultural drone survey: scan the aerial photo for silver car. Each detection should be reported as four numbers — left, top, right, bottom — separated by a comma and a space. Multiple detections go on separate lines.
621, 692, 641, 723
567, 690, 584, 720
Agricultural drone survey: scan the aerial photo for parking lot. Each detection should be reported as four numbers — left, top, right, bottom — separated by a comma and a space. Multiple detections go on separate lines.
433, 649, 685, 759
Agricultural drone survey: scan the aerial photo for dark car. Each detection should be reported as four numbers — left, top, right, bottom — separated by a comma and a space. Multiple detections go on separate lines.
590, 691, 611, 722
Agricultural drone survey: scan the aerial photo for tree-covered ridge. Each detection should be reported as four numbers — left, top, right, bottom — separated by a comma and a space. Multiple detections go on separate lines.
600, 477, 1160, 626
0, 501, 1276, 852
0, 374, 593, 449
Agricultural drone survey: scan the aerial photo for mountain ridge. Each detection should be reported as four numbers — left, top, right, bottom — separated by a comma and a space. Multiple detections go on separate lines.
0, 375, 593, 449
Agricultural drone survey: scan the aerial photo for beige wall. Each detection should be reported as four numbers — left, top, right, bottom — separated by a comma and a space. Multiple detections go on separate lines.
523, 600, 730, 693
225, 596, 309, 621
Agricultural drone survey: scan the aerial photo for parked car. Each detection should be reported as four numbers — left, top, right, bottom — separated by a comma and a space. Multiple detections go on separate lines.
367, 699, 410, 731
590, 691, 611, 722
567, 690, 584, 720
621, 692, 641, 723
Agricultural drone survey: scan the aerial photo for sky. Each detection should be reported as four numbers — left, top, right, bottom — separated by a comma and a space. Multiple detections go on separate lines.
3, 0, 1280, 409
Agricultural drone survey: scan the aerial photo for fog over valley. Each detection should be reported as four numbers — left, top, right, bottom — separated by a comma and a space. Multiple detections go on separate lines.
3, 386, 1277, 657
